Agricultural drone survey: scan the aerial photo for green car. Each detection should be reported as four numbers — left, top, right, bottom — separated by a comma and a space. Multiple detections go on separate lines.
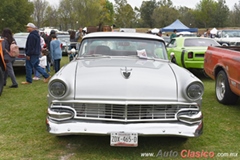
166, 37, 220, 70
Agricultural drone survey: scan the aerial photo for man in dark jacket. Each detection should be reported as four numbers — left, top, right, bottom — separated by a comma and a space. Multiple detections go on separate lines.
21, 23, 51, 84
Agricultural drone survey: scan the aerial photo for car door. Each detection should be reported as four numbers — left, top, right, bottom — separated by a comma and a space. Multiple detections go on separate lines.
166, 39, 177, 59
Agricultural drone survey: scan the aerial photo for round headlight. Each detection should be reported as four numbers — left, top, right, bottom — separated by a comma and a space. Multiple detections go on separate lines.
49, 81, 67, 98
186, 82, 204, 100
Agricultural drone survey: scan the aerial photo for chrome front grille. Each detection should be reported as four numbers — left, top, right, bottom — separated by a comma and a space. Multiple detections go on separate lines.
52, 103, 199, 122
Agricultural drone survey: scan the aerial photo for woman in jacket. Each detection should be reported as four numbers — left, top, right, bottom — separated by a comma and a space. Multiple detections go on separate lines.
1, 28, 18, 88
50, 34, 62, 73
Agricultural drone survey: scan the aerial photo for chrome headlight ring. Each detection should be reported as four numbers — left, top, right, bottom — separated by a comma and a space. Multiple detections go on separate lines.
48, 107, 75, 121
186, 82, 204, 101
48, 80, 68, 99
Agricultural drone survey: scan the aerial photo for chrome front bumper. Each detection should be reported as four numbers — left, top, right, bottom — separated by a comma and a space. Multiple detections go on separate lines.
13, 60, 25, 67
46, 119, 203, 137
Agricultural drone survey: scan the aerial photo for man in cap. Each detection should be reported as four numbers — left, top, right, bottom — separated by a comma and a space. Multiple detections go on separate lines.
21, 23, 51, 84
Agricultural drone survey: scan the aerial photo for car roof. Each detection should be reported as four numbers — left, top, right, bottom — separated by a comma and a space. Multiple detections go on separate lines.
172, 36, 220, 47
219, 29, 240, 31
83, 32, 164, 41
57, 34, 70, 37
14, 32, 29, 36
174, 36, 212, 40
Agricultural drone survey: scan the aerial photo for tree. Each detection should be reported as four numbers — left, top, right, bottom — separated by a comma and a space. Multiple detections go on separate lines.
32, 0, 49, 28
229, 1, 240, 27
193, 0, 217, 28
133, 7, 141, 27
140, 0, 157, 28
58, 0, 75, 30
51, 0, 114, 30
98, 0, 114, 26
151, 0, 178, 28
0, 0, 34, 33
44, 5, 59, 29
212, 0, 229, 27
177, 7, 197, 28
71, 0, 103, 27
114, 0, 135, 28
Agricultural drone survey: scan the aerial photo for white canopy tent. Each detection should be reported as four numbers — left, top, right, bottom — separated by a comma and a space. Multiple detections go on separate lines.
210, 28, 218, 34
151, 28, 160, 34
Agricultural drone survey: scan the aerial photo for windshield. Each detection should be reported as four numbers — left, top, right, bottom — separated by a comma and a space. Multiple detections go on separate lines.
184, 38, 220, 47
57, 36, 70, 42
78, 38, 168, 60
14, 36, 27, 48
221, 30, 240, 38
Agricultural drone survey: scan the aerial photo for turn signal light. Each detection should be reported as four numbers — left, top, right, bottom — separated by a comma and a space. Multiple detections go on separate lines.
188, 52, 193, 58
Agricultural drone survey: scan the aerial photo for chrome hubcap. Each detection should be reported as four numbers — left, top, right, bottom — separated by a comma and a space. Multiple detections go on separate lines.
216, 74, 225, 100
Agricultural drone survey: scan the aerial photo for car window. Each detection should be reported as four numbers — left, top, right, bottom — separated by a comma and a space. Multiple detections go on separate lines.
162, 36, 170, 45
184, 38, 220, 47
216, 31, 222, 38
79, 38, 168, 60
58, 37, 70, 42
222, 30, 240, 38
14, 37, 27, 48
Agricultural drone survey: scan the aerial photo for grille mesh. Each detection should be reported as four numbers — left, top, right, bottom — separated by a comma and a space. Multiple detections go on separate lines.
53, 103, 198, 121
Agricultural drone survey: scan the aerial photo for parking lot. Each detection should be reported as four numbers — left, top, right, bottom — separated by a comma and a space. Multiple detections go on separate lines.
0, 56, 239, 159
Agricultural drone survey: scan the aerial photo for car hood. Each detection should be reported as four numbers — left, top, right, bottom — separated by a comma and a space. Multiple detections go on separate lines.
74, 58, 177, 101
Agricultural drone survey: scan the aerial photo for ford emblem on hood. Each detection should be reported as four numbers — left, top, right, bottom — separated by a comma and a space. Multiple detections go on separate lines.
120, 67, 132, 79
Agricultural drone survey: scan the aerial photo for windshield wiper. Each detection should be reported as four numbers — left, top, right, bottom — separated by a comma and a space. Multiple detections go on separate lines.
137, 55, 156, 61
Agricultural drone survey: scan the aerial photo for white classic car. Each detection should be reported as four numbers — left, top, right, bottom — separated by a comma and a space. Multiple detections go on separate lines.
46, 32, 204, 147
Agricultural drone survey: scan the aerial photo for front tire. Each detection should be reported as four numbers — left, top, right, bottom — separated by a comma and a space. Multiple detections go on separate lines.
215, 70, 238, 104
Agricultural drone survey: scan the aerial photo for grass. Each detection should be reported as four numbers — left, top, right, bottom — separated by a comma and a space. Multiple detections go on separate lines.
0, 56, 240, 160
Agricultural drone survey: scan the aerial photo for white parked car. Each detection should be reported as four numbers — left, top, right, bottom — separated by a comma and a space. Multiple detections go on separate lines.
46, 32, 204, 147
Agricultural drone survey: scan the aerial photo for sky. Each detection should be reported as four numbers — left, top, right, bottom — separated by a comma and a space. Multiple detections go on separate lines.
47, 0, 239, 9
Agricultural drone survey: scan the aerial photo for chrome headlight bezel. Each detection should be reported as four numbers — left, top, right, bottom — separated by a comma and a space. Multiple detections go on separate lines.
185, 82, 204, 101
48, 80, 68, 99
48, 107, 75, 121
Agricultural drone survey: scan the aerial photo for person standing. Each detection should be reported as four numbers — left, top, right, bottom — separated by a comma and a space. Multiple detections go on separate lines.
33, 33, 46, 80
50, 34, 62, 73
170, 29, 177, 40
21, 23, 51, 84
1, 28, 18, 88
69, 31, 77, 61
75, 27, 83, 42
157, 30, 162, 37
46, 30, 56, 73
70, 30, 76, 49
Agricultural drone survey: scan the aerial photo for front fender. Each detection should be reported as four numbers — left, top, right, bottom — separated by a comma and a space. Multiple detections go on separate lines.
181, 50, 186, 68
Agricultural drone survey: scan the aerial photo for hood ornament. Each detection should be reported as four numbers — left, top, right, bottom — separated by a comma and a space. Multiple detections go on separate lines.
120, 67, 132, 79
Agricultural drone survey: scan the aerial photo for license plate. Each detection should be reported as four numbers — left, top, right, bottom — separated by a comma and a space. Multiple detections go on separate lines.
110, 132, 138, 147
